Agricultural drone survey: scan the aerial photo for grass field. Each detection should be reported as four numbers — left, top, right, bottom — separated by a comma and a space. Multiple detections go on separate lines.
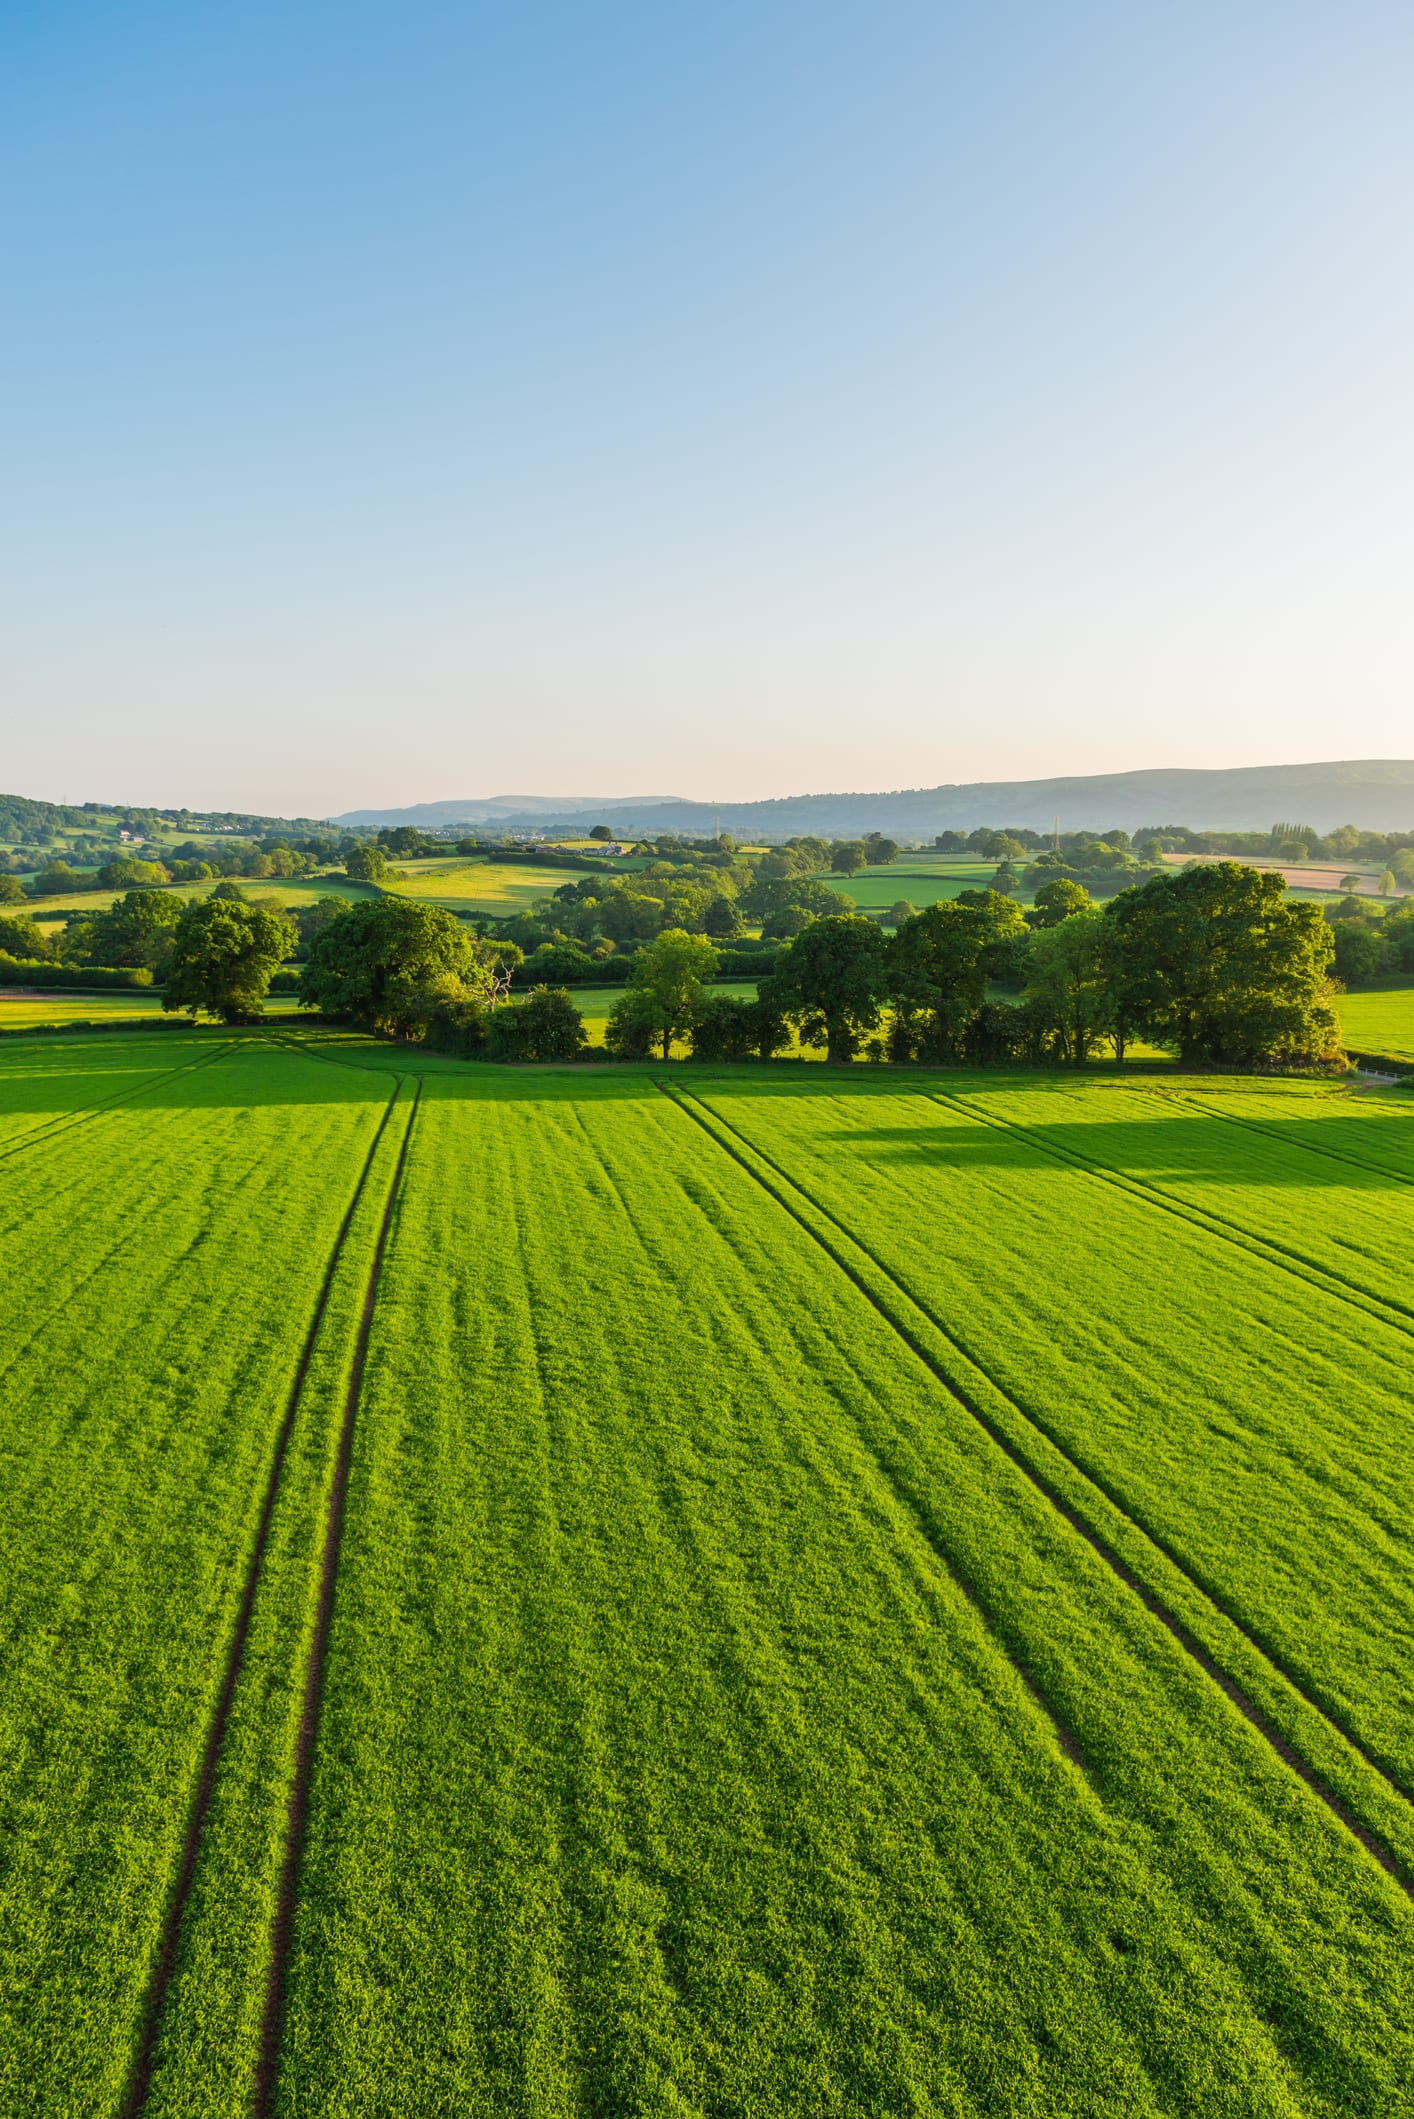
3, 1030, 1414, 2113
837, 860, 1006, 911
1335, 984, 1414, 1061
0, 991, 306, 1030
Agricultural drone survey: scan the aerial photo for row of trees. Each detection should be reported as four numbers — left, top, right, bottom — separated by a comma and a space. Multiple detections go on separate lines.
286, 862, 1338, 1071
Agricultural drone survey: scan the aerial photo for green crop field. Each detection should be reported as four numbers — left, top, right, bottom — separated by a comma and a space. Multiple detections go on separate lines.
387, 859, 590, 913
836, 860, 1004, 911
0, 991, 306, 1031
1336, 985, 1414, 1062
3, 1030, 1414, 2114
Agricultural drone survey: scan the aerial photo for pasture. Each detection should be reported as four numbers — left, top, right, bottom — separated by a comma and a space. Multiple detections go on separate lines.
2, 1030, 1413, 2114
388, 858, 596, 913
1336, 984, 1414, 1063
0, 990, 305, 1031
835, 859, 1004, 911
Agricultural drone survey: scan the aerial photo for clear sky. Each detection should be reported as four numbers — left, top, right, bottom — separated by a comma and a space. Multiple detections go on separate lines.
4, 2, 1413, 816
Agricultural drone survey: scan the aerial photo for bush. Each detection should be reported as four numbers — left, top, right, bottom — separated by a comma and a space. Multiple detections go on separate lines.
483, 986, 586, 1061
0, 914, 50, 961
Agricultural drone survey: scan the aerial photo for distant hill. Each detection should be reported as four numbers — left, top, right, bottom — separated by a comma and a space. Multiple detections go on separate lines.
331, 794, 674, 828
329, 760, 1414, 839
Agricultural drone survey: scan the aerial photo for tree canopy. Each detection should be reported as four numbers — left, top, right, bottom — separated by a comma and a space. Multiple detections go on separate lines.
763, 915, 888, 1064
301, 898, 491, 1036
1104, 863, 1338, 1067
162, 898, 297, 1023
609, 929, 719, 1061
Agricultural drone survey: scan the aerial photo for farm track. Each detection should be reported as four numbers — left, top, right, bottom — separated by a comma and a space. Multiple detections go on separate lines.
0, 1039, 235, 1166
573, 1096, 1093, 1786
253, 1079, 422, 2117
1160, 1084, 1414, 1184
656, 1080, 1414, 1895
120, 1075, 406, 2119
926, 1087, 1414, 1347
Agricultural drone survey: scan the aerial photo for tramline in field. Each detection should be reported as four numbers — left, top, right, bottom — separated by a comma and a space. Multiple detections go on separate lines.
1, 1030, 1412, 2114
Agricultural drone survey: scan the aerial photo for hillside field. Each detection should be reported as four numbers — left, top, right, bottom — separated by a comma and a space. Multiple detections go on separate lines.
1, 1028, 1413, 2114
1336, 985, 1414, 1063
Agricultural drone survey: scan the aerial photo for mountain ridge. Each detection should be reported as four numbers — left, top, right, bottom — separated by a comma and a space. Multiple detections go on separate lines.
328, 760, 1414, 838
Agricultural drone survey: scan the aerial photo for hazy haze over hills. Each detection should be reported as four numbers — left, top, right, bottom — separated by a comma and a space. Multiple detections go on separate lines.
331, 761, 1414, 839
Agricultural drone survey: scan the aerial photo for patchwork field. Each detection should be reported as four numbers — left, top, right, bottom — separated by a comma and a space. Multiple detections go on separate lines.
3, 1031, 1413, 2114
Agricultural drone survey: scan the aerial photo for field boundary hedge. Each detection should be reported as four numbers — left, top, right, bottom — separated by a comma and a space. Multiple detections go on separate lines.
0, 957, 154, 989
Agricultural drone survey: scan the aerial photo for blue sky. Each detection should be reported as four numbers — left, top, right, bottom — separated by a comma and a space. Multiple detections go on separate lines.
3, 2, 1412, 815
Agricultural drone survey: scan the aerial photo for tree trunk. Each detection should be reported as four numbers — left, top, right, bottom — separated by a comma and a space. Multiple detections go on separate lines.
662, 1026, 672, 1061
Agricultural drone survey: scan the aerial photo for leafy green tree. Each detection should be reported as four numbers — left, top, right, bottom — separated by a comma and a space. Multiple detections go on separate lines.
703, 894, 743, 939
863, 835, 900, 865
761, 905, 815, 939
604, 989, 657, 1058
163, 898, 297, 1023
30, 861, 84, 897
83, 888, 182, 970
597, 890, 667, 942
619, 929, 720, 1060
688, 991, 755, 1061
1028, 878, 1094, 929
344, 843, 389, 883
0, 912, 49, 960
884, 900, 917, 927
301, 897, 491, 1035
1022, 912, 1117, 1065
763, 914, 887, 1063
829, 840, 868, 876
1104, 863, 1339, 1067
889, 892, 1027, 1061
588, 824, 613, 841
294, 896, 350, 956
1330, 921, 1386, 988
0, 875, 25, 903
1379, 869, 1397, 897
739, 874, 849, 924
97, 857, 170, 889
486, 986, 586, 1061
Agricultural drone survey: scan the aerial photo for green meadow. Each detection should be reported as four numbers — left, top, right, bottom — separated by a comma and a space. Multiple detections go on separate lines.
2, 1027, 1413, 2114
1335, 984, 1414, 1063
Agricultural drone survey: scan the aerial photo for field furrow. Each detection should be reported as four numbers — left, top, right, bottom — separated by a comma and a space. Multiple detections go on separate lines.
0, 1043, 396, 2115
0, 1033, 230, 1154
269, 1073, 1413, 2116
686, 1074, 1414, 1795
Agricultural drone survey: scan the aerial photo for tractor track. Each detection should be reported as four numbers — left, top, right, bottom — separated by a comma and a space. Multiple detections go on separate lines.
253, 1079, 422, 2115
0, 1039, 235, 1169
1160, 1082, 1414, 1187
654, 1079, 1414, 1899
926, 1085, 1414, 1345
120, 1077, 406, 2118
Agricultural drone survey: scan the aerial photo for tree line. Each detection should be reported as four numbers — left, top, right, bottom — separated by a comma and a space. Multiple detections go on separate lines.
285, 862, 1338, 1070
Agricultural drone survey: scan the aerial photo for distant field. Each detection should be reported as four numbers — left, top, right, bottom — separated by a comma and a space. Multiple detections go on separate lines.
1161, 854, 1410, 900
24, 874, 370, 925
2, 1034, 1413, 2109
1337, 985, 1414, 1061
0, 991, 306, 1030
387, 860, 583, 913
840, 860, 1006, 911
